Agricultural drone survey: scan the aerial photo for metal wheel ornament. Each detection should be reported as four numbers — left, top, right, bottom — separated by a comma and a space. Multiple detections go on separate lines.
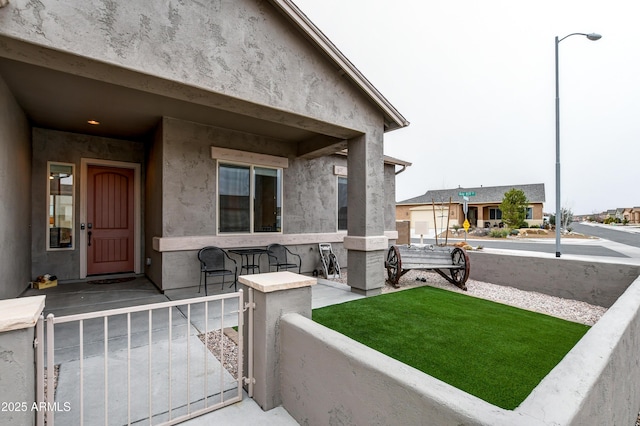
385, 246, 402, 287
449, 247, 470, 289
328, 252, 340, 276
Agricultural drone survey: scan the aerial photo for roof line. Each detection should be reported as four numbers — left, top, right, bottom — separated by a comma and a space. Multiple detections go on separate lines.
334, 150, 412, 168
269, 0, 410, 132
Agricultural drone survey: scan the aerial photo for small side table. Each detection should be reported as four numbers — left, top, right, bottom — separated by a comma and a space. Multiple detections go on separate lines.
229, 248, 268, 274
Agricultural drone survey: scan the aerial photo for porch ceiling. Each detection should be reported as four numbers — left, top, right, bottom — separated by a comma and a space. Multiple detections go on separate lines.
0, 54, 354, 157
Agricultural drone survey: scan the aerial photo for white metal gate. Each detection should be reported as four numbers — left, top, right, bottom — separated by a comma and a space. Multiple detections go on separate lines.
35, 291, 247, 425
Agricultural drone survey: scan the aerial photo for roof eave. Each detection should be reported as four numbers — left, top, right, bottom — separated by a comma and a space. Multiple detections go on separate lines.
269, 0, 410, 132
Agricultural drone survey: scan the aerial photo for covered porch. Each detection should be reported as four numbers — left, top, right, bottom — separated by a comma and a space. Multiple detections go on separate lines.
0, 0, 408, 299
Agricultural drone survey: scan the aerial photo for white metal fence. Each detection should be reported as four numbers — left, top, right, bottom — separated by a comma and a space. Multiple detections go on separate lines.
35, 291, 246, 425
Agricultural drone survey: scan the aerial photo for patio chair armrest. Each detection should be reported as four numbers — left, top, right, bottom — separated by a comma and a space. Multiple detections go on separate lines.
285, 247, 302, 264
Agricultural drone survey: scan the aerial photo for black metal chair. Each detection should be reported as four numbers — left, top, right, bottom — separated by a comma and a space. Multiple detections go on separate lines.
266, 243, 301, 274
198, 246, 238, 295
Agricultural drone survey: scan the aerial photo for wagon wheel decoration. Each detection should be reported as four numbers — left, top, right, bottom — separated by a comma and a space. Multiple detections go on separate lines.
385, 245, 402, 288
449, 247, 470, 289
328, 252, 340, 276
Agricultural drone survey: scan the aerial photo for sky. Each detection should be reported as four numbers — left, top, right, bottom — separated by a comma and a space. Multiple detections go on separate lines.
293, 0, 640, 215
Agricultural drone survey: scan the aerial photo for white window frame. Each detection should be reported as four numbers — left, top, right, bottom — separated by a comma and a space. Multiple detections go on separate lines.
216, 161, 283, 235
333, 165, 348, 232
337, 176, 348, 231
526, 207, 533, 220
212, 147, 288, 235
47, 161, 75, 251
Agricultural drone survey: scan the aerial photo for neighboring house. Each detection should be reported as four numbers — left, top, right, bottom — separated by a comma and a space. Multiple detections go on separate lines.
631, 207, 640, 224
0, 0, 409, 299
396, 183, 546, 234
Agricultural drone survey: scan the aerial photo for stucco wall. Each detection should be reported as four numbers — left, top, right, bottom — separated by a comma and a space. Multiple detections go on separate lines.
0, 75, 31, 299
145, 123, 164, 287
285, 156, 340, 234
161, 242, 348, 291
159, 117, 397, 239
0, 327, 36, 425
155, 117, 396, 290
395, 204, 413, 222
31, 128, 145, 280
280, 313, 512, 426
160, 116, 331, 237
467, 251, 640, 308
156, 118, 361, 289
517, 275, 640, 425
383, 163, 397, 230
0, 0, 379, 135
161, 117, 291, 238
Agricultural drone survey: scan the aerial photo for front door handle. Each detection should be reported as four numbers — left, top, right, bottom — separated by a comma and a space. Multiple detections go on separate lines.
88, 230, 92, 246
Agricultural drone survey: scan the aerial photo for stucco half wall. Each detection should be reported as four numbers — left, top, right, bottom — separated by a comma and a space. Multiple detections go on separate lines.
467, 251, 640, 308
279, 273, 640, 425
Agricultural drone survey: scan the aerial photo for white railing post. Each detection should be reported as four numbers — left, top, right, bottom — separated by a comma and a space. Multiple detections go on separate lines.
46, 313, 55, 426
35, 315, 45, 426
237, 289, 245, 400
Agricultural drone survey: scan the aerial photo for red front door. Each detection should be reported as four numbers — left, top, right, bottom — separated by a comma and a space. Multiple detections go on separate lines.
87, 166, 135, 275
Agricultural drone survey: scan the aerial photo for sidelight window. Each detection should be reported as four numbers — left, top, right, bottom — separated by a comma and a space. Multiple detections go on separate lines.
47, 162, 75, 250
337, 176, 348, 231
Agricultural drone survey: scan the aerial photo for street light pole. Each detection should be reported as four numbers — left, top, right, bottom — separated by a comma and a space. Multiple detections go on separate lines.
555, 32, 601, 258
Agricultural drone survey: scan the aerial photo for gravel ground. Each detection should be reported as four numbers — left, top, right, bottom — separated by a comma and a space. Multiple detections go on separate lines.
199, 329, 239, 379
44, 364, 60, 400
333, 270, 607, 326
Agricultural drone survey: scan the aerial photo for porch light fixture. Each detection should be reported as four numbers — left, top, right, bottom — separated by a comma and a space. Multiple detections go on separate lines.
555, 32, 601, 257
87, 120, 100, 125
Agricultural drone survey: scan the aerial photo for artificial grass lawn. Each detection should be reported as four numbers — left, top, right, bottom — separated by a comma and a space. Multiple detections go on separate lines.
312, 286, 590, 410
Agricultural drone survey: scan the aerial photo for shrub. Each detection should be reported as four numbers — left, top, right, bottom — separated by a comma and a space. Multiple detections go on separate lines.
510, 229, 520, 236
489, 229, 509, 238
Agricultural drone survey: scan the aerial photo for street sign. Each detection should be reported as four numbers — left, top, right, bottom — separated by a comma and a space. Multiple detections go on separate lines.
463, 201, 468, 215
463, 219, 470, 232
458, 191, 476, 197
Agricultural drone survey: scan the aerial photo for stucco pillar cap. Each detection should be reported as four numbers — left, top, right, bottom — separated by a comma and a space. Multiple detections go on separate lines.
239, 271, 316, 293
0, 296, 45, 332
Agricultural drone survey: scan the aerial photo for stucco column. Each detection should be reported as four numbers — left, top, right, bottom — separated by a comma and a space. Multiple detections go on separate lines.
345, 133, 387, 296
0, 296, 46, 426
239, 272, 316, 411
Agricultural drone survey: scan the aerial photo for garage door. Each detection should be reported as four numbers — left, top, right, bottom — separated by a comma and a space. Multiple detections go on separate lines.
410, 207, 450, 238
